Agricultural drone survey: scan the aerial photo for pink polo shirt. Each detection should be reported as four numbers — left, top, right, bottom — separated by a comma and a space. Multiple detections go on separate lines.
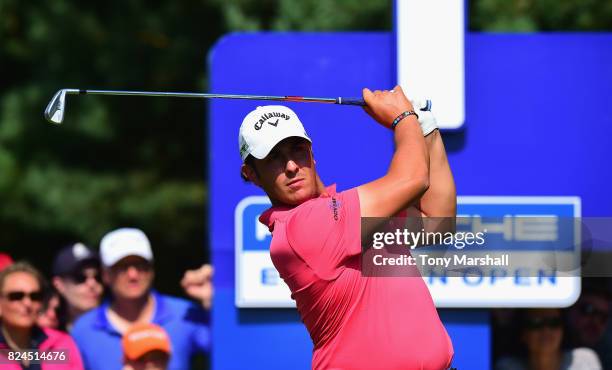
260, 185, 454, 370
0, 326, 84, 370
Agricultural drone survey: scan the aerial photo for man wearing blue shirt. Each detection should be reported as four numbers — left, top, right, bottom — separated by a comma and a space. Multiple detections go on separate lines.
72, 228, 210, 370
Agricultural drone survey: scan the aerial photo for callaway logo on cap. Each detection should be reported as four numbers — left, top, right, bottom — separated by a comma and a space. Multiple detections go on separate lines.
238, 105, 311, 161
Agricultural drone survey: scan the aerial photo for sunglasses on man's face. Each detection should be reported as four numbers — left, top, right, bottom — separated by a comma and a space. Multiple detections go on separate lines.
67, 272, 102, 284
524, 316, 563, 330
3, 291, 44, 302
112, 261, 152, 273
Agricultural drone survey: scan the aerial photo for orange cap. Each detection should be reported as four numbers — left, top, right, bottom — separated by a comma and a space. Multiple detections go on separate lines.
122, 323, 171, 360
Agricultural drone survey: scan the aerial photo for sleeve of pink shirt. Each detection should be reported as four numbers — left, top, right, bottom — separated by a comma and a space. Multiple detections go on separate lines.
285, 188, 362, 280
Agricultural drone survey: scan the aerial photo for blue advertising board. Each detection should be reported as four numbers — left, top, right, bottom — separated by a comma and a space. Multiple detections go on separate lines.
209, 31, 612, 370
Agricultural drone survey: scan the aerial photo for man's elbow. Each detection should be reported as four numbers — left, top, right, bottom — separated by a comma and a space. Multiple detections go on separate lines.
417, 176, 430, 196
414, 169, 430, 195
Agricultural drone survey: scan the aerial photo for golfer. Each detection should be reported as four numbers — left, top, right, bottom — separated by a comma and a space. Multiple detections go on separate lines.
240, 86, 456, 369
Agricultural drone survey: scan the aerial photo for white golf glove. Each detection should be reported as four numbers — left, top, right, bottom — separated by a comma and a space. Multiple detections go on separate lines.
410, 99, 438, 137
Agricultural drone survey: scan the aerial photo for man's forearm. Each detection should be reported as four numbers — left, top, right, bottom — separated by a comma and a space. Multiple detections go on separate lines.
418, 129, 456, 218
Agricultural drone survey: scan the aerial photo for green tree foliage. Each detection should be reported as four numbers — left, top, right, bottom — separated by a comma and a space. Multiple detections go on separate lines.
470, 0, 612, 31
211, 0, 391, 31
0, 0, 225, 288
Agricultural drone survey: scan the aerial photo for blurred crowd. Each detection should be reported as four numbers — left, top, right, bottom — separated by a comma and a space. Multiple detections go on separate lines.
493, 278, 612, 370
2, 229, 610, 370
0, 228, 213, 370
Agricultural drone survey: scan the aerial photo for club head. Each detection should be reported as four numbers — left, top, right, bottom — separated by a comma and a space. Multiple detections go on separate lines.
44, 89, 69, 124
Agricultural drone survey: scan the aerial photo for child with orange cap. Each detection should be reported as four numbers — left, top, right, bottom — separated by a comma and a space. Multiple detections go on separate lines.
121, 323, 171, 370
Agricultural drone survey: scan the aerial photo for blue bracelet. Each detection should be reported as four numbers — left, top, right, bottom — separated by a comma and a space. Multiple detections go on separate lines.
391, 110, 419, 129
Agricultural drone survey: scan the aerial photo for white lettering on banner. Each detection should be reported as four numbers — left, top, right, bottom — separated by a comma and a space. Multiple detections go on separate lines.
427, 268, 558, 286
256, 216, 270, 241
458, 215, 559, 241
514, 215, 558, 241
469, 215, 513, 240
261, 267, 280, 286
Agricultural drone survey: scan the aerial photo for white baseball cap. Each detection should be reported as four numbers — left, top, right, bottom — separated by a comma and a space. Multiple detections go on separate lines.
100, 228, 154, 267
238, 105, 311, 161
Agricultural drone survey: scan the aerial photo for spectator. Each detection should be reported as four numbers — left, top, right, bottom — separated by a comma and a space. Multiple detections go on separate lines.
0, 253, 13, 320
0, 253, 13, 271
37, 289, 61, 330
496, 308, 601, 370
566, 278, 611, 368
51, 243, 103, 331
122, 323, 171, 370
71, 228, 210, 370
0, 261, 84, 370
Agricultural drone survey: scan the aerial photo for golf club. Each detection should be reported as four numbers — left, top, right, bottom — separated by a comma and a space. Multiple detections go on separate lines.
44, 88, 431, 125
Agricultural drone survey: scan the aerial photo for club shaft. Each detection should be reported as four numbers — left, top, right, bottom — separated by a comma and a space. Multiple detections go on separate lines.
71, 89, 345, 105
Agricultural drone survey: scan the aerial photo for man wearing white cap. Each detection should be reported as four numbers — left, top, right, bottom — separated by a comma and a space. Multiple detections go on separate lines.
240, 87, 456, 369
71, 228, 211, 370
